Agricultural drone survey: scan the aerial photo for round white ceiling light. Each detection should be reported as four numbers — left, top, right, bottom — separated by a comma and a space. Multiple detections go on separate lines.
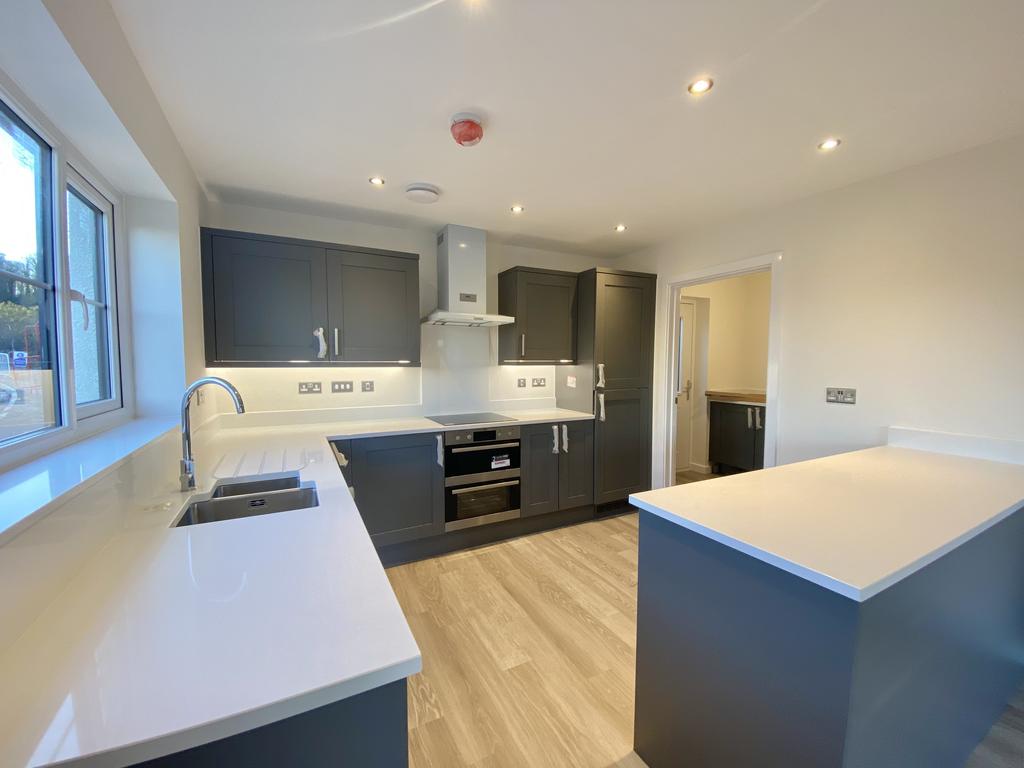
405, 182, 441, 203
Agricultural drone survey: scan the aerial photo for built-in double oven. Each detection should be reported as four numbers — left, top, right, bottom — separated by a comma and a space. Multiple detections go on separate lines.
443, 426, 521, 532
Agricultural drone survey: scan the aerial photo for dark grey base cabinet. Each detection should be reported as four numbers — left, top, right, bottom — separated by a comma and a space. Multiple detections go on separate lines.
520, 421, 594, 517
348, 433, 444, 547
201, 228, 420, 366
709, 401, 765, 472
595, 389, 652, 505
497, 267, 577, 363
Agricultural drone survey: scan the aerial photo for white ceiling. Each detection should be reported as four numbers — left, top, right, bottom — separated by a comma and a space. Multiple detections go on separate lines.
109, 0, 1024, 256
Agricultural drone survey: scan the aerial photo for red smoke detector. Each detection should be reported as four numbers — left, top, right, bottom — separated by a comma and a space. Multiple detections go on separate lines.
450, 112, 483, 147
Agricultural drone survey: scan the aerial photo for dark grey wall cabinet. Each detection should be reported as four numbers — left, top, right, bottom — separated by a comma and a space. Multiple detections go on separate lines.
595, 388, 652, 505
349, 433, 444, 547
498, 268, 577, 363
521, 420, 595, 517
594, 271, 655, 389
201, 228, 420, 366
327, 249, 419, 363
709, 401, 765, 472
206, 234, 327, 362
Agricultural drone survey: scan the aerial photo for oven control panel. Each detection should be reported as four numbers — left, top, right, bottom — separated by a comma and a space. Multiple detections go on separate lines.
444, 426, 520, 446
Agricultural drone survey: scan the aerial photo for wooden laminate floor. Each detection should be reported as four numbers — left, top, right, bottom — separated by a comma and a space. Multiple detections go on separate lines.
387, 513, 1024, 768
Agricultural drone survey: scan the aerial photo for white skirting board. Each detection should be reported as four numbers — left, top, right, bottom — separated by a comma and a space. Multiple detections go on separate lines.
888, 427, 1024, 466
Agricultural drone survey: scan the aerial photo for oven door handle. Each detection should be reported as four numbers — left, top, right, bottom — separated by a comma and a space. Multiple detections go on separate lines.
450, 442, 520, 453
450, 480, 520, 494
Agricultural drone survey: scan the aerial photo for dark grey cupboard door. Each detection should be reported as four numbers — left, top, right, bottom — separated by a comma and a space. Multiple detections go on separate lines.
709, 402, 758, 471
520, 423, 561, 517
498, 269, 577, 363
558, 420, 594, 510
327, 250, 420, 363
350, 433, 444, 546
208, 235, 327, 362
595, 389, 652, 505
594, 272, 655, 390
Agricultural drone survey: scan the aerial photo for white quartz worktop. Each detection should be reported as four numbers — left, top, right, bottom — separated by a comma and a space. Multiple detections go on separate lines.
217, 407, 595, 441
0, 426, 421, 767
631, 446, 1024, 601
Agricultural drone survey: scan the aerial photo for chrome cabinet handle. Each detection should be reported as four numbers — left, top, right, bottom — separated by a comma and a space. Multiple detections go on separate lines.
551, 424, 559, 454
747, 407, 753, 429
330, 442, 349, 467
755, 408, 763, 430
562, 424, 569, 453
597, 363, 606, 388
451, 479, 520, 495
314, 327, 327, 359
598, 393, 606, 422
436, 434, 443, 466
333, 327, 339, 357
521, 333, 526, 357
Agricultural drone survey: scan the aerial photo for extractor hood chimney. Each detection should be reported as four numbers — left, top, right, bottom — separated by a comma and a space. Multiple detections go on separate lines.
423, 225, 514, 327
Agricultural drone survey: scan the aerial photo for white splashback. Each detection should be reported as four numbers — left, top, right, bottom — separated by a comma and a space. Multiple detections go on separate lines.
207, 325, 556, 420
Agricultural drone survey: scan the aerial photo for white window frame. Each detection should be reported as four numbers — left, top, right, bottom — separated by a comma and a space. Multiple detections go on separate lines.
0, 80, 133, 471
63, 164, 123, 419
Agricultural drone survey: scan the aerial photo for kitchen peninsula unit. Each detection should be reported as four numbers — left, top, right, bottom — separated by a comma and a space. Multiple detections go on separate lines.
630, 438, 1024, 768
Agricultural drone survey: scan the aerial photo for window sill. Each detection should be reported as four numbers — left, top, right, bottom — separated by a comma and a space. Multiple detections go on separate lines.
0, 417, 176, 545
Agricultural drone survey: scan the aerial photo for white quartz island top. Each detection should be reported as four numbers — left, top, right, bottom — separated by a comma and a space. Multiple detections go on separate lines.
0, 426, 422, 768
631, 446, 1024, 601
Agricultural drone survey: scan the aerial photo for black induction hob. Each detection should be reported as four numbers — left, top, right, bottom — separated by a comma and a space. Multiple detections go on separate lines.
427, 412, 511, 426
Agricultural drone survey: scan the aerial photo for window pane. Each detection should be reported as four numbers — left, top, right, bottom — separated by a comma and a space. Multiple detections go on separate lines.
66, 187, 112, 405
67, 188, 104, 302
0, 100, 59, 445
0, 275, 59, 442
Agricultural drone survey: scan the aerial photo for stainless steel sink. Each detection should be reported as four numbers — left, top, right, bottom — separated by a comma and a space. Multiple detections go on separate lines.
175, 473, 318, 527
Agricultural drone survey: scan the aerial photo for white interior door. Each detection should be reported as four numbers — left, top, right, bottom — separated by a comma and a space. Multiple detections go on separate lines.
674, 300, 696, 477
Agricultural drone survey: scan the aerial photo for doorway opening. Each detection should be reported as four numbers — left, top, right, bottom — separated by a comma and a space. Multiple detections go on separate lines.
664, 254, 781, 487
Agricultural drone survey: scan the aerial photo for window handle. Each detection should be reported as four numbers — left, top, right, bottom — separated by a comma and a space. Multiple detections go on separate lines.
69, 288, 89, 331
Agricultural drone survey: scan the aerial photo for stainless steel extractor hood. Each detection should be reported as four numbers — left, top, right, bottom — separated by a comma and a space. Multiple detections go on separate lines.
423, 225, 514, 327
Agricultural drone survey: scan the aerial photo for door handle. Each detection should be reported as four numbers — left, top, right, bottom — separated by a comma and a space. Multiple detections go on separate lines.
333, 327, 339, 357
596, 363, 606, 388
451, 479, 520, 495
451, 442, 520, 454
436, 434, 443, 467
521, 333, 526, 357
562, 424, 569, 453
551, 424, 559, 454
755, 408, 763, 430
747, 407, 753, 429
598, 393, 606, 422
314, 327, 327, 359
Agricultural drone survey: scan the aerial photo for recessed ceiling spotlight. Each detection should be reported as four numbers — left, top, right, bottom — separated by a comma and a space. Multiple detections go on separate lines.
368, 176, 386, 186
817, 137, 842, 152
687, 77, 714, 96
510, 205, 525, 215
458, 242, 467, 248
614, 224, 627, 233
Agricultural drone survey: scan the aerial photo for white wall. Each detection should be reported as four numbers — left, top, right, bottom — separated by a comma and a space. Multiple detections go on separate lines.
202, 201, 610, 418
624, 134, 1024, 483
684, 271, 771, 392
